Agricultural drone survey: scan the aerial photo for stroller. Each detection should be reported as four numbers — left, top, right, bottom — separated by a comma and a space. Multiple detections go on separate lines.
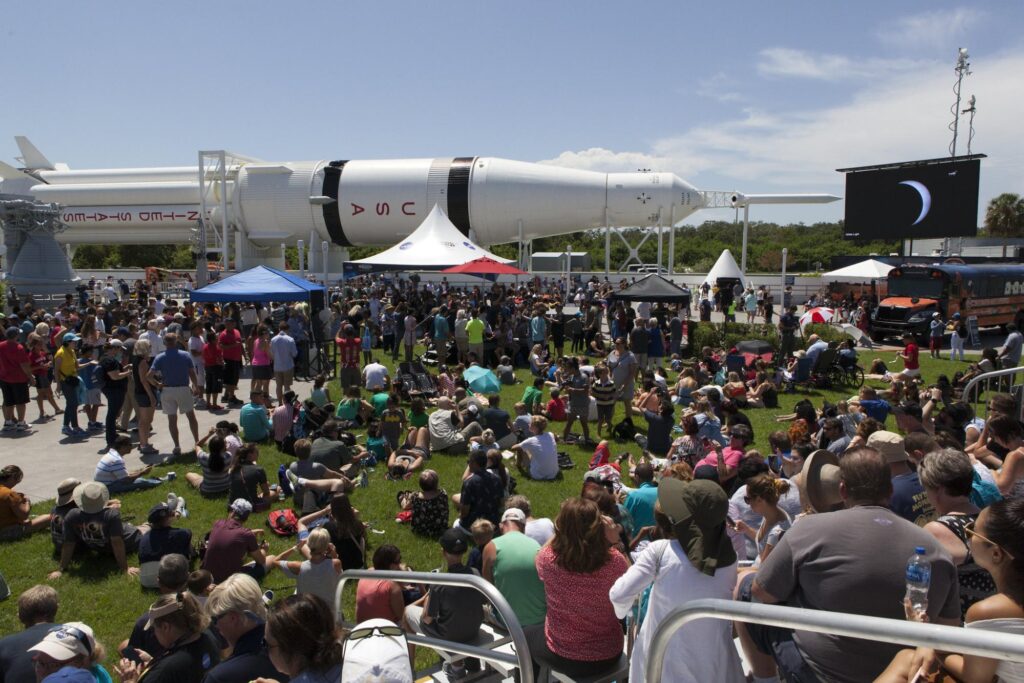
417, 338, 458, 367
397, 362, 436, 399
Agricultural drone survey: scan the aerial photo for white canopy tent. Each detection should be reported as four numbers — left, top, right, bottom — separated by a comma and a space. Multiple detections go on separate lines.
822, 258, 894, 282
702, 249, 746, 287
343, 204, 513, 277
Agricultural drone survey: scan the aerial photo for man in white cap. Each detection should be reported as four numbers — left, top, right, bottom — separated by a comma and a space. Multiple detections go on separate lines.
48, 482, 146, 580
28, 621, 98, 683
481, 507, 546, 629
201, 499, 267, 583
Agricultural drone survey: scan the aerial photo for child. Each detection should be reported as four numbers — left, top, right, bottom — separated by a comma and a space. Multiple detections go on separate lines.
543, 388, 566, 422
365, 421, 388, 466
186, 569, 215, 609
215, 420, 243, 457
28, 335, 59, 420
408, 397, 429, 429
467, 519, 494, 573
469, 428, 497, 453
495, 355, 516, 385
512, 402, 532, 442
591, 364, 616, 438
78, 344, 102, 430
361, 320, 374, 366
858, 386, 892, 424
436, 365, 456, 398
310, 374, 332, 408
521, 377, 544, 414
380, 393, 407, 452
203, 330, 224, 410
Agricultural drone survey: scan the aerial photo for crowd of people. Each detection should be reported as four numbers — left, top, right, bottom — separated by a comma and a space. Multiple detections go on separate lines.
1, 271, 1024, 683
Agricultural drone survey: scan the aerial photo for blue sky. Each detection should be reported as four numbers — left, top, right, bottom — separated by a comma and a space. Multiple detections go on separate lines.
2, 1, 1021, 226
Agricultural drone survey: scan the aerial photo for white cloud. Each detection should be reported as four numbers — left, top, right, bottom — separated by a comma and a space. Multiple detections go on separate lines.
695, 72, 745, 103
539, 48, 1024, 224
876, 8, 983, 48
757, 47, 925, 81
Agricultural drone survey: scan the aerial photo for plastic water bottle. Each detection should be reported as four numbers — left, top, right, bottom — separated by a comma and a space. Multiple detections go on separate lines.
166, 492, 178, 512
905, 546, 931, 620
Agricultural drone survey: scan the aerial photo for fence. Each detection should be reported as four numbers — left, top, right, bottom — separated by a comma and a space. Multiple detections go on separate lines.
336, 569, 534, 683
646, 598, 1024, 683
961, 365, 1024, 422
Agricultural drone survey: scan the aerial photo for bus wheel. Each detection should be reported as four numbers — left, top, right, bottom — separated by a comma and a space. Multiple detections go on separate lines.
870, 331, 885, 344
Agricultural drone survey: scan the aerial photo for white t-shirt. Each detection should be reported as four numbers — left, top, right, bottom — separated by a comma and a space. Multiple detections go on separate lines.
363, 362, 389, 390
525, 517, 555, 546
519, 432, 558, 480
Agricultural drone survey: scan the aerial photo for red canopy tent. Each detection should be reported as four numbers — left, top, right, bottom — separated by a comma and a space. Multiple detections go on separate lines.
441, 257, 527, 275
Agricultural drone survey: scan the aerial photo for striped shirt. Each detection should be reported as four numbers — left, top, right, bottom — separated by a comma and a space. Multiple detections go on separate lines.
591, 379, 617, 406
197, 450, 231, 495
94, 450, 129, 483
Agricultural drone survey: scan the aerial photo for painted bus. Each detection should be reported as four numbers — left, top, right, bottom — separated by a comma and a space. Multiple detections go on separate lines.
870, 263, 1024, 342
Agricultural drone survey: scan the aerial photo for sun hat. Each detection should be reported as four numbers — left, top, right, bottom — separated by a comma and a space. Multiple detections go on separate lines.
867, 430, 909, 463
143, 596, 185, 630
56, 478, 81, 506
657, 478, 735, 576
439, 527, 468, 554
28, 622, 96, 661
72, 482, 109, 514
802, 449, 843, 513
501, 508, 526, 525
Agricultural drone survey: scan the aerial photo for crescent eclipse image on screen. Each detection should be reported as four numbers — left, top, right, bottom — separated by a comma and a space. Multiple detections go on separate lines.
841, 157, 981, 240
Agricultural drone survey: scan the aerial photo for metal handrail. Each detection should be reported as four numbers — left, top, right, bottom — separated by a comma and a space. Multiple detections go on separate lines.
337, 569, 534, 683
646, 598, 1024, 683
962, 365, 1024, 418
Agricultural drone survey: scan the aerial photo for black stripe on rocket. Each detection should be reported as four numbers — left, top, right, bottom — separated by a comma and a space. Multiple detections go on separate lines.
322, 160, 351, 247
447, 157, 475, 238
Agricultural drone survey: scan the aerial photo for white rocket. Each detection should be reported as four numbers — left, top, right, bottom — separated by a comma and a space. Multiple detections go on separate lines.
0, 136, 838, 247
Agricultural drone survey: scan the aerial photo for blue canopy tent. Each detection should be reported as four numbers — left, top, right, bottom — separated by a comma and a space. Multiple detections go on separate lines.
189, 266, 325, 303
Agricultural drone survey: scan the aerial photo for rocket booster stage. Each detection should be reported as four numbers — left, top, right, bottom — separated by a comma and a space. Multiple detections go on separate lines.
1, 140, 839, 248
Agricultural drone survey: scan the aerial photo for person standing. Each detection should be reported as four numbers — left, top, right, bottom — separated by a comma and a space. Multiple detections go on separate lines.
148, 332, 200, 458
54, 332, 85, 437
270, 322, 298, 405
465, 309, 485, 365
998, 322, 1023, 369
778, 306, 799, 360
218, 319, 245, 407
607, 337, 638, 418
948, 312, 967, 362
0, 326, 33, 432
98, 339, 132, 449
899, 332, 921, 379
929, 312, 944, 359
402, 306, 418, 362
335, 324, 362, 393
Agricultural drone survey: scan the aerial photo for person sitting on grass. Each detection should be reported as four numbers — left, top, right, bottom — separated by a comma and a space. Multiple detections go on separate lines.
387, 427, 430, 480
521, 377, 545, 414
408, 470, 449, 539
201, 574, 286, 681
297, 493, 367, 570
201, 498, 268, 583
238, 390, 272, 443
512, 415, 559, 481
453, 451, 505, 529
265, 527, 344, 613
227, 443, 273, 512
137, 502, 194, 589
185, 429, 230, 497
93, 434, 162, 494
0, 584, 60, 682
467, 518, 495, 573
408, 397, 429, 429
542, 387, 566, 421
289, 438, 349, 514
0, 464, 53, 542
335, 385, 373, 427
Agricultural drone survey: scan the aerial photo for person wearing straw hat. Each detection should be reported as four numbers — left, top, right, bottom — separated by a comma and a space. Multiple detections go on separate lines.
48, 482, 146, 580
736, 448, 961, 683
610, 478, 743, 683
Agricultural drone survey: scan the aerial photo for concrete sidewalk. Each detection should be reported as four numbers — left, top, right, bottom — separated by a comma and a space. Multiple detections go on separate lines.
3, 375, 313, 503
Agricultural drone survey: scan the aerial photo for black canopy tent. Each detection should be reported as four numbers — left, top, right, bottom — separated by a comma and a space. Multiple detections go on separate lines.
609, 274, 691, 303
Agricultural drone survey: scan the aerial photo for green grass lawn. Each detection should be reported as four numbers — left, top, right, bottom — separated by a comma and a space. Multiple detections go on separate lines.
0, 344, 972, 670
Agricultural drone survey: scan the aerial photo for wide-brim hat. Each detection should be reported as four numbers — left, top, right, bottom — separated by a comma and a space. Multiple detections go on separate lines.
72, 482, 109, 514
657, 478, 736, 576
56, 478, 81, 506
802, 449, 843, 513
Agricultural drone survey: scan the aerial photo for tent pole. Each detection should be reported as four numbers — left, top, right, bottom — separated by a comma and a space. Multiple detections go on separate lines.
656, 208, 663, 275
741, 203, 750, 274
668, 205, 676, 276
604, 208, 610, 278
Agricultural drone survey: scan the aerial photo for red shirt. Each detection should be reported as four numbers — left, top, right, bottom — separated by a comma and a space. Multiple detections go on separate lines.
903, 342, 920, 370
218, 328, 243, 362
336, 337, 361, 369
0, 341, 31, 384
202, 342, 223, 367
29, 350, 50, 376
535, 544, 628, 661
545, 397, 566, 421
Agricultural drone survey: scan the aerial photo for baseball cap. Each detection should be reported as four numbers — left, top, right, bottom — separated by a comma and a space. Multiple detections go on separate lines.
62, 333, 81, 343
148, 502, 173, 524
4, 327, 18, 338
115, 326, 131, 336
439, 527, 468, 554
229, 498, 253, 517
56, 478, 81, 506
501, 508, 526, 525
952, 312, 961, 319
867, 430, 909, 463
28, 622, 96, 661
107, 339, 124, 348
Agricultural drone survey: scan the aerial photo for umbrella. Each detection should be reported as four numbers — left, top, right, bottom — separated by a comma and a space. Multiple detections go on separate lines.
441, 257, 527, 275
462, 366, 501, 394
799, 307, 835, 330
840, 323, 874, 348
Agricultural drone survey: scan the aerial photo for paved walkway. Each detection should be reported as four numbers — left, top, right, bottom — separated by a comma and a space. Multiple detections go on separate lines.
3, 375, 313, 503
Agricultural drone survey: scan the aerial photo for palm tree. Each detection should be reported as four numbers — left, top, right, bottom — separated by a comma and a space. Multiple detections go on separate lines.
984, 193, 1024, 257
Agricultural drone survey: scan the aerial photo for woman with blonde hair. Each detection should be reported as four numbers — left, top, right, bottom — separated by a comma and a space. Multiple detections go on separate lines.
733, 474, 792, 566
114, 592, 220, 682
525, 497, 629, 679
265, 527, 344, 615
131, 338, 158, 455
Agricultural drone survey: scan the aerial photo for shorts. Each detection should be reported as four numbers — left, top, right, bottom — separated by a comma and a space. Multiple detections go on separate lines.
634, 353, 648, 368
223, 359, 242, 386
597, 403, 614, 423
274, 368, 294, 385
134, 392, 153, 408
929, 337, 941, 351
251, 364, 273, 381
85, 388, 102, 406
616, 383, 635, 402
0, 523, 27, 541
900, 368, 921, 379
339, 366, 361, 390
736, 573, 821, 682
161, 385, 195, 415
0, 381, 30, 407
34, 375, 50, 391
567, 405, 589, 422
205, 365, 223, 394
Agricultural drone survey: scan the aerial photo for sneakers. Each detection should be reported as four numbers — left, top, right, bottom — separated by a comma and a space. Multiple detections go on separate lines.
88, 421, 104, 431
442, 661, 467, 681
1, 421, 14, 432
61, 426, 75, 437
358, 470, 369, 488
171, 447, 182, 458
14, 421, 28, 432
285, 469, 300, 489
139, 445, 159, 455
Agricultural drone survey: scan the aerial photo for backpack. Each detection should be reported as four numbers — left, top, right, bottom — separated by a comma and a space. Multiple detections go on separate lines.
957, 323, 968, 339
93, 362, 107, 390
277, 464, 294, 496
267, 508, 298, 537
613, 417, 637, 441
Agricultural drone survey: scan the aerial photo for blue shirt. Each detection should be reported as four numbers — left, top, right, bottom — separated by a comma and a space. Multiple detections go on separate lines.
270, 333, 298, 371
239, 402, 272, 441
624, 481, 659, 528
859, 398, 891, 424
433, 315, 450, 340
530, 316, 546, 342
806, 340, 829, 365
151, 347, 193, 387
930, 319, 944, 337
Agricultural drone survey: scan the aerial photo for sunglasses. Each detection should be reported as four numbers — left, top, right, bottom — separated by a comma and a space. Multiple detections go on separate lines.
48, 625, 93, 657
348, 625, 405, 641
965, 521, 1015, 560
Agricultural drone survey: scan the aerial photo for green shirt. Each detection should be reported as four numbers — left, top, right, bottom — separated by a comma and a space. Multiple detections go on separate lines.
522, 385, 543, 410
465, 317, 485, 344
491, 531, 546, 626
409, 411, 429, 428
371, 392, 389, 416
